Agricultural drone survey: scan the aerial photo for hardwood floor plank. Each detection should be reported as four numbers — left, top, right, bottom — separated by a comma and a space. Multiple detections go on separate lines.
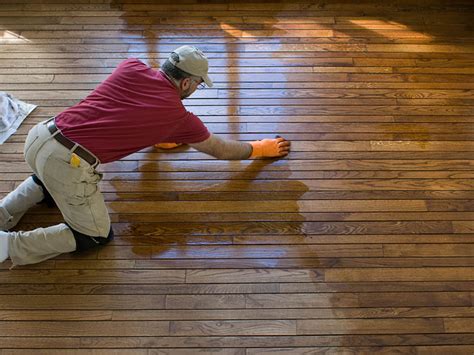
0, 269, 186, 284
0, 295, 168, 310
0, 281, 471, 295
0, 321, 170, 336
95, 220, 457, 236
62, 257, 474, 269
0, 334, 472, 349
444, 318, 474, 333
325, 267, 474, 282
106, 200, 428, 213
383, 244, 474, 257
297, 318, 445, 334
97, 244, 385, 259
4, 306, 472, 322
186, 269, 323, 283
6, 170, 474, 181
169, 320, 297, 336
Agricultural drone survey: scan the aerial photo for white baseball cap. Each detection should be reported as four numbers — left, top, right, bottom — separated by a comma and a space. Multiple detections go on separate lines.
168, 45, 213, 87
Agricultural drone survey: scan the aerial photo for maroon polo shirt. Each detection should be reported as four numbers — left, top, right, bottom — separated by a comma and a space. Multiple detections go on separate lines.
55, 58, 210, 163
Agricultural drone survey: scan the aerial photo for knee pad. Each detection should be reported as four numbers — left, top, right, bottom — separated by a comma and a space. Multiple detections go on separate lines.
68, 225, 114, 252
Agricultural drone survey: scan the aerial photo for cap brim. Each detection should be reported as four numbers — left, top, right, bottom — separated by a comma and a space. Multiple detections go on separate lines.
202, 74, 213, 88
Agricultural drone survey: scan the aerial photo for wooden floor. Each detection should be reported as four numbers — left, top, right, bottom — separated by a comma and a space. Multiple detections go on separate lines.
1, 0, 474, 353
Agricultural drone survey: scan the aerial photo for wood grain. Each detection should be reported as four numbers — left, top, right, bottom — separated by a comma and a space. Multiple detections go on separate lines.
0, 0, 472, 352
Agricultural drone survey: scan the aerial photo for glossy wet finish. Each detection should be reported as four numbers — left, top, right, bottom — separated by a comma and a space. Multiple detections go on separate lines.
0, 0, 473, 353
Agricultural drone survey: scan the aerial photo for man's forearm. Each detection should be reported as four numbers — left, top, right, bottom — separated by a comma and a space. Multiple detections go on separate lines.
189, 134, 252, 160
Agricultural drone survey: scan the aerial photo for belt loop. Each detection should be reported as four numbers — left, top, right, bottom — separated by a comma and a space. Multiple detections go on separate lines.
50, 129, 61, 138
70, 143, 79, 154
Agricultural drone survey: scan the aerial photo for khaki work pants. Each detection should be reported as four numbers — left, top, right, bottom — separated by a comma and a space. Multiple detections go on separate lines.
8, 119, 110, 265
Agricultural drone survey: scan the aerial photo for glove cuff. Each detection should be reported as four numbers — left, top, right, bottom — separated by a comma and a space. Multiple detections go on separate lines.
249, 141, 263, 158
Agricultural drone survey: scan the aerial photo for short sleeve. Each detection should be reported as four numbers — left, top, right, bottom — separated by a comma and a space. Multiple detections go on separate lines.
166, 111, 210, 144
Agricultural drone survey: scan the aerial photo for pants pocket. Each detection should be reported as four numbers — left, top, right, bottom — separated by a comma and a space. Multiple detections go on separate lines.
41, 155, 109, 236
42, 155, 89, 200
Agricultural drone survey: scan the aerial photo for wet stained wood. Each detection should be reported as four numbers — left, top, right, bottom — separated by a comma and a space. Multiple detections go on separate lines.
0, 0, 473, 353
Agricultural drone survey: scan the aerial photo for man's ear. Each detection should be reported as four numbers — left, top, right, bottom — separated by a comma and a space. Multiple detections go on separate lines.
180, 77, 191, 91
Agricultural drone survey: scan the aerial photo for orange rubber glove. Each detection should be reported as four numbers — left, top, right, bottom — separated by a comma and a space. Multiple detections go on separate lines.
249, 137, 291, 158
154, 143, 183, 150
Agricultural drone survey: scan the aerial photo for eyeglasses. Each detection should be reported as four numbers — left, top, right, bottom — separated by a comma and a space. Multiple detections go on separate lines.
192, 78, 206, 90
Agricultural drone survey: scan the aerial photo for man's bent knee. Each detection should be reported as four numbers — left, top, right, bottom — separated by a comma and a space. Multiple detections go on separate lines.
31, 174, 56, 207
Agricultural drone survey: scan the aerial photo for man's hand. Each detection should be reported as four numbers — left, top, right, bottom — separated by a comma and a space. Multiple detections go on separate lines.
154, 143, 183, 150
250, 136, 291, 158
